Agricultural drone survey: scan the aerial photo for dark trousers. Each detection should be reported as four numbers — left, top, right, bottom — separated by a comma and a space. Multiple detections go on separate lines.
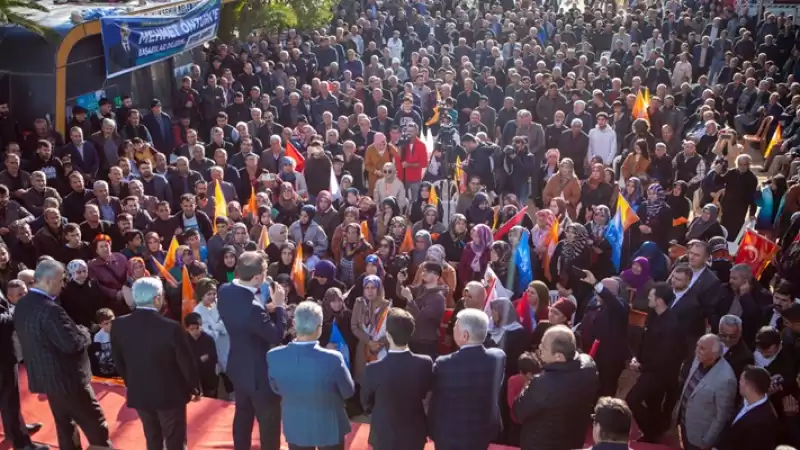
137, 406, 187, 450
288, 443, 344, 450
597, 360, 626, 398
0, 363, 32, 448
232, 387, 281, 450
626, 372, 674, 441
46, 382, 111, 450
410, 341, 439, 361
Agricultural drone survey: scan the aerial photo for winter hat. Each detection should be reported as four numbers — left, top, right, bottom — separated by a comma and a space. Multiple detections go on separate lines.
551, 298, 576, 321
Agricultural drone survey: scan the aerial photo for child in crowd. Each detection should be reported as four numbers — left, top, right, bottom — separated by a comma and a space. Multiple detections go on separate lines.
184, 312, 219, 398
506, 352, 542, 425
91, 308, 118, 378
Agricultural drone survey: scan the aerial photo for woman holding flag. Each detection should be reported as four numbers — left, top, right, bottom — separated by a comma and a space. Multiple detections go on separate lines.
408, 182, 444, 224
586, 205, 614, 280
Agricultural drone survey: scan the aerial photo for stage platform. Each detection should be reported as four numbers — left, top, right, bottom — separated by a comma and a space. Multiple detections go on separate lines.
0, 368, 679, 450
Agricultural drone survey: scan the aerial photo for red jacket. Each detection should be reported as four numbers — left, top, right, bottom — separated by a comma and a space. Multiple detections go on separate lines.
393, 137, 427, 183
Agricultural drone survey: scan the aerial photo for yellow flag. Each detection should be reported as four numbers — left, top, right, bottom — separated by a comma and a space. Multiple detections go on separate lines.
764, 124, 782, 159
162, 236, 179, 272
213, 181, 227, 232
454, 156, 465, 194
428, 185, 439, 206
291, 244, 306, 297
257, 225, 270, 250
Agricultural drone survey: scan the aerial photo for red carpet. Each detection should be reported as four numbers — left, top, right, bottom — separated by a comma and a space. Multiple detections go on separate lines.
0, 368, 679, 450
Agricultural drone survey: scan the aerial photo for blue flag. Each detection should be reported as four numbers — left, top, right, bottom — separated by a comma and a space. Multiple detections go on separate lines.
515, 229, 534, 293
605, 193, 640, 271
330, 320, 350, 369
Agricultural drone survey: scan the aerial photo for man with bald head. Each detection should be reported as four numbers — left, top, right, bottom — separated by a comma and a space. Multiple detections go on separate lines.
514, 325, 599, 450
678, 334, 737, 450
578, 270, 630, 398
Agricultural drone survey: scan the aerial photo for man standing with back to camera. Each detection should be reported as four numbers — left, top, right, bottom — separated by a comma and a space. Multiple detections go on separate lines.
217, 251, 286, 450
13, 259, 112, 450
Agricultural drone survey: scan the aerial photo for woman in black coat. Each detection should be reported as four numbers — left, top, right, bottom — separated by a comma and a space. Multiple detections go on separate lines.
578, 163, 614, 221
686, 203, 725, 242
61, 260, 104, 330
434, 213, 469, 264
667, 181, 691, 244
636, 184, 673, 252
586, 205, 614, 281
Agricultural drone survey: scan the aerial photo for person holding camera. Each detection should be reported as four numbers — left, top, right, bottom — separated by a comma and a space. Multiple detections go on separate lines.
462, 134, 497, 193
498, 136, 536, 203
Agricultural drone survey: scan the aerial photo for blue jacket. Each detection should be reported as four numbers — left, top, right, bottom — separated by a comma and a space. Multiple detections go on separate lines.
142, 112, 175, 154
217, 282, 285, 396
62, 141, 100, 178
267, 342, 354, 446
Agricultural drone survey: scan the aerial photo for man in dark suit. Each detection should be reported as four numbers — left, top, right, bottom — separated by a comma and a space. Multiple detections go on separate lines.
685, 240, 721, 331
669, 263, 707, 360
217, 251, 286, 450
110, 277, 200, 450
268, 301, 354, 450
141, 99, 174, 154
108, 23, 139, 73
62, 127, 100, 181
13, 259, 112, 450
428, 308, 505, 450
361, 308, 434, 450
717, 314, 754, 381
717, 366, 778, 450
0, 288, 46, 450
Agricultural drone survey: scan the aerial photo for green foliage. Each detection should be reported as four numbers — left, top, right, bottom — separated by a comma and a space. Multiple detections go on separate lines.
0, 0, 51, 37
230, 0, 334, 38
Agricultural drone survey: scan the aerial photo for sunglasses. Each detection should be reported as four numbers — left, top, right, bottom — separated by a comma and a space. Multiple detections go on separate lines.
383, 170, 394, 174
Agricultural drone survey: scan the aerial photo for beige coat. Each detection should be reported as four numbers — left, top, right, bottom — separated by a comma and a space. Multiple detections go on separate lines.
542, 175, 581, 220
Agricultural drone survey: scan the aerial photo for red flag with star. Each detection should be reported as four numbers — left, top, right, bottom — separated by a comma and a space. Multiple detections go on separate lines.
735, 230, 778, 278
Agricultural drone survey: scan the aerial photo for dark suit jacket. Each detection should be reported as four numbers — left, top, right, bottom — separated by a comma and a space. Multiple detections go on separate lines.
217, 283, 285, 397
428, 345, 505, 450
142, 112, 175, 154
87, 197, 123, 222
670, 289, 706, 355
62, 141, 100, 178
109, 41, 139, 73
13, 290, 92, 395
110, 309, 199, 410
0, 292, 19, 367
361, 350, 434, 450
723, 341, 754, 381
716, 400, 778, 450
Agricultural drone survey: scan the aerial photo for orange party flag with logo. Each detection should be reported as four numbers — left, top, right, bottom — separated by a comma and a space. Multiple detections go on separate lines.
181, 266, 194, 321
543, 218, 559, 281
152, 257, 178, 288
735, 230, 778, 278
291, 244, 306, 297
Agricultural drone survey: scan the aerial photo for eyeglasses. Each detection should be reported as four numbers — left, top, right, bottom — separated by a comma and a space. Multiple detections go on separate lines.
383, 170, 393, 174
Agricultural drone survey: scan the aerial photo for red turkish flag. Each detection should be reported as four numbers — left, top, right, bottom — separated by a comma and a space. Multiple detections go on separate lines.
285, 141, 305, 173
735, 230, 778, 278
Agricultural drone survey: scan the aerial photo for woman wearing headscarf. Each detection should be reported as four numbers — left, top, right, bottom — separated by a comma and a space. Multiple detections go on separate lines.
386, 216, 409, 254
274, 182, 303, 225
248, 206, 274, 243
88, 235, 130, 317
306, 259, 347, 303
531, 208, 558, 281
622, 176, 645, 213
466, 192, 494, 227
212, 246, 238, 284
516, 280, 551, 334
550, 223, 592, 290
620, 256, 655, 311
667, 181, 692, 244
587, 205, 614, 280
490, 241, 518, 299
412, 204, 447, 237
346, 254, 395, 307
268, 242, 298, 278
638, 183, 673, 252
278, 156, 308, 197
274, 273, 303, 305
265, 223, 289, 265
409, 230, 433, 280
288, 204, 329, 257
686, 204, 724, 242
61, 260, 103, 329
376, 197, 402, 241
446, 281, 487, 349
457, 223, 493, 283
338, 222, 373, 286
320, 288, 356, 356
409, 181, 444, 224
350, 275, 392, 382
435, 213, 469, 264
373, 162, 408, 212
630, 241, 670, 282
332, 206, 360, 263
410, 244, 457, 308
192, 278, 230, 390
315, 190, 341, 240
542, 158, 581, 220
579, 163, 614, 221
121, 257, 151, 310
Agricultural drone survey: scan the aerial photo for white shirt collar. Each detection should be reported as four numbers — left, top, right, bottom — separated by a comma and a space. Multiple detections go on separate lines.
389, 348, 410, 353
733, 395, 769, 423
291, 340, 318, 346
232, 279, 258, 294
459, 343, 483, 350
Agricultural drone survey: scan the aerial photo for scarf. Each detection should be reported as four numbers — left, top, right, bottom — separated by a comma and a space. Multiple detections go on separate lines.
487, 298, 524, 345
490, 241, 512, 278
754, 348, 780, 368
561, 223, 591, 267
620, 256, 652, 290
623, 177, 644, 207
448, 213, 468, 245
411, 230, 432, 266
589, 205, 610, 239
67, 259, 88, 282
686, 204, 719, 240
470, 224, 493, 272
645, 183, 667, 222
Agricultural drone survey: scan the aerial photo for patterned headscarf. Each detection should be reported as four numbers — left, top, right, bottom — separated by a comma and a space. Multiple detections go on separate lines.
470, 224, 494, 272
490, 240, 512, 276
363, 274, 383, 290
562, 223, 592, 266
589, 205, 611, 239
645, 183, 667, 221
67, 259, 87, 282
426, 244, 446, 264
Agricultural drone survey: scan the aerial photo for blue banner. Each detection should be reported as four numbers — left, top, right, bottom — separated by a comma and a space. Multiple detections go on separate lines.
514, 229, 533, 293
330, 321, 350, 369
100, 0, 220, 79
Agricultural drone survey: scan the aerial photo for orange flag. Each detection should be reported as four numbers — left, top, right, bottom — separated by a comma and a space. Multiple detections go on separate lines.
398, 226, 414, 253
543, 219, 559, 281
181, 266, 194, 321
244, 184, 258, 216
152, 257, 178, 288
764, 124, 782, 159
428, 185, 439, 206
735, 230, 778, 278
291, 244, 306, 297
285, 141, 305, 172
257, 225, 270, 250
162, 236, 179, 272
360, 220, 372, 245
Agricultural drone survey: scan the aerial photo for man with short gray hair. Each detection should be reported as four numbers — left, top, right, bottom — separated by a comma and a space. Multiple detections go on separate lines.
14, 259, 113, 449
110, 276, 199, 450
267, 301, 354, 450
717, 314, 754, 380
428, 309, 506, 450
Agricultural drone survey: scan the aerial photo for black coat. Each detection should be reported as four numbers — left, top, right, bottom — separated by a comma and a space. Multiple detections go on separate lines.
59, 280, 104, 330
13, 290, 93, 395
0, 292, 19, 367
582, 286, 630, 370
361, 351, 434, 450
110, 309, 199, 410
514, 353, 599, 450
716, 401, 778, 450
723, 341, 754, 381
638, 308, 685, 378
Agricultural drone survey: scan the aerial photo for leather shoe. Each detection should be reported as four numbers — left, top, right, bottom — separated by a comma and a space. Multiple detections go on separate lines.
16, 443, 49, 450
25, 423, 42, 435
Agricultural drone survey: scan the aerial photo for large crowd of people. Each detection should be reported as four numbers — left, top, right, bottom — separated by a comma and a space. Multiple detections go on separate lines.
2, 0, 800, 448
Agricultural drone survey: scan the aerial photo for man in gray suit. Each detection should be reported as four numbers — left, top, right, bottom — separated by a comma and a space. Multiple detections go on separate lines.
267, 301, 355, 450
677, 334, 737, 450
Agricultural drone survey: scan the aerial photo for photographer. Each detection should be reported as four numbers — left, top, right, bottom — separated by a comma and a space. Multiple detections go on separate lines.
425, 115, 466, 183
393, 122, 428, 201
462, 134, 498, 193
497, 136, 535, 201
